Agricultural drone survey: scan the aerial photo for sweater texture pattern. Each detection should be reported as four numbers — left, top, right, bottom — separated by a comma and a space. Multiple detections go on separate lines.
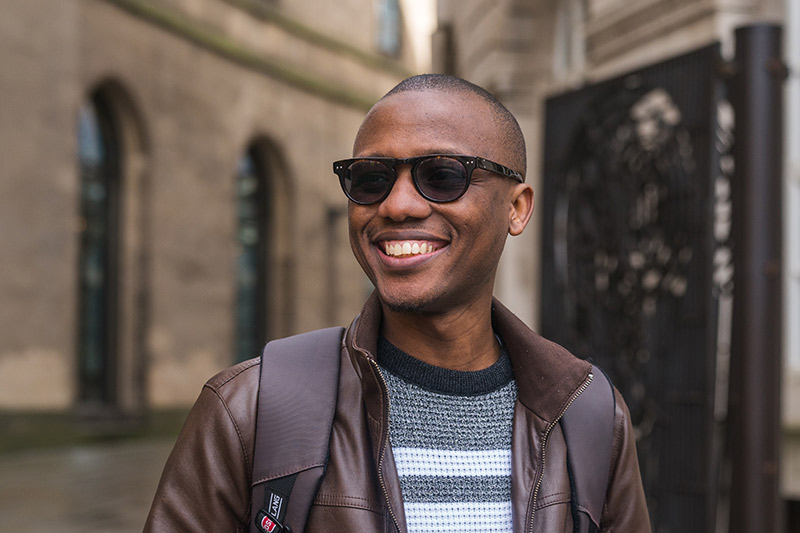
377, 337, 518, 533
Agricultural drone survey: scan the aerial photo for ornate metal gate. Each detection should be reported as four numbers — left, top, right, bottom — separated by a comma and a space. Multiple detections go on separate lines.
540, 45, 730, 532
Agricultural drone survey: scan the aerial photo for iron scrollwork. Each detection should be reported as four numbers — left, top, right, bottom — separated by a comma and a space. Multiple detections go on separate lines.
554, 79, 698, 440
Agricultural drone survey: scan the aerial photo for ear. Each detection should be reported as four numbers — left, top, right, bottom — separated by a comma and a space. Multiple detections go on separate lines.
508, 183, 534, 236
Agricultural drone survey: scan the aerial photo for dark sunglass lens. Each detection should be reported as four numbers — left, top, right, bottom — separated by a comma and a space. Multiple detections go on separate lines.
345, 160, 394, 204
415, 157, 469, 202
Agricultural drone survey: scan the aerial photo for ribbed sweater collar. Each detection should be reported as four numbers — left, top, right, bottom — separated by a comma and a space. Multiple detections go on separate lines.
376, 337, 514, 396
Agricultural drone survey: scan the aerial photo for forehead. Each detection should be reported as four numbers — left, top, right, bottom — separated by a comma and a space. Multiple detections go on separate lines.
353, 90, 501, 159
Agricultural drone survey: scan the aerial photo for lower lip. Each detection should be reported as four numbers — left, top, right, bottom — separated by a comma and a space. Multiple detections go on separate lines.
376, 245, 446, 268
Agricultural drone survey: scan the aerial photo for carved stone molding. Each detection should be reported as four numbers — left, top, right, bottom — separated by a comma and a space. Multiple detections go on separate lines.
586, 0, 717, 65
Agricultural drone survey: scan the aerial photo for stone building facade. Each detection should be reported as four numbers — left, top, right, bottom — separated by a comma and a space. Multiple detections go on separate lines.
0, 0, 433, 411
434, 0, 798, 525
3, 0, 798, 525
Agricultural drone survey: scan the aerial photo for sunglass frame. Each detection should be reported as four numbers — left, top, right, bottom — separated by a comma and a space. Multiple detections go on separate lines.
332, 154, 524, 205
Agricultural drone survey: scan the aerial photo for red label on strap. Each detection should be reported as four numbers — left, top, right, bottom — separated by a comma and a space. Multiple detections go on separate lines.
260, 515, 278, 532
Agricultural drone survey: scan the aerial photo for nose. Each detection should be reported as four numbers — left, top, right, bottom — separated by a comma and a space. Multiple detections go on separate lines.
376, 166, 432, 221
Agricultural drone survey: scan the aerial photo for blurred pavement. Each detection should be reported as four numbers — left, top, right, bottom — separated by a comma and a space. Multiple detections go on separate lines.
0, 439, 173, 532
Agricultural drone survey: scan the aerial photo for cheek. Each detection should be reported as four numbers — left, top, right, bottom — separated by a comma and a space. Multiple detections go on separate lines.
347, 205, 367, 239
458, 201, 510, 257
347, 207, 374, 264
347, 227, 374, 283
461, 191, 510, 235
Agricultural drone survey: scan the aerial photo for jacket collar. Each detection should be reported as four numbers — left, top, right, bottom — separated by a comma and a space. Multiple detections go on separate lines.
348, 292, 592, 425
490, 299, 591, 423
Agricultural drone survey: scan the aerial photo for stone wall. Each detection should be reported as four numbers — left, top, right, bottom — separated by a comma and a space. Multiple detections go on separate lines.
0, 0, 422, 410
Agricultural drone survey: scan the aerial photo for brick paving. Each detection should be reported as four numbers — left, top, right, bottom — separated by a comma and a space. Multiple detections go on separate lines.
0, 439, 174, 532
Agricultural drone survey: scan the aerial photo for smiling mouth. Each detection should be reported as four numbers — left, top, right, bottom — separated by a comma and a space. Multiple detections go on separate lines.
381, 240, 441, 258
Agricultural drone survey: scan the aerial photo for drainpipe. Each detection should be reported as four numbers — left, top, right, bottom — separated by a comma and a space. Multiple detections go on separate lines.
728, 23, 785, 533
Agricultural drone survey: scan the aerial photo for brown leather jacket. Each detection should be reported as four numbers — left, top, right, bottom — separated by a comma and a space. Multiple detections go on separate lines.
145, 295, 651, 532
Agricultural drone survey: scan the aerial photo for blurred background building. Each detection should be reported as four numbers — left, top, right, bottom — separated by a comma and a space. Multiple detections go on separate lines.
0, 0, 797, 531
431, 0, 797, 530
0, 0, 435, 412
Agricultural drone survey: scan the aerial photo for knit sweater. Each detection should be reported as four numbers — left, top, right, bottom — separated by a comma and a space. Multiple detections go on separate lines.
377, 337, 518, 533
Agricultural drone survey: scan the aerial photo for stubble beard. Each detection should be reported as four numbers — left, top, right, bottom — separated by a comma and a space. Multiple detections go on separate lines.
379, 290, 441, 315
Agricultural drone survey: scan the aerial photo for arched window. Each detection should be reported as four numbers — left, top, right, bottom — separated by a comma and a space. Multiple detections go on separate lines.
553, 0, 586, 81
234, 147, 271, 362
376, 0, 401, 56
76, 92, 121, 407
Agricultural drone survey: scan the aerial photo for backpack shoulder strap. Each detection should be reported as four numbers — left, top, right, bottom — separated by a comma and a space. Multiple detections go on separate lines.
560, 364, 616, 533
249, 326, 345, 533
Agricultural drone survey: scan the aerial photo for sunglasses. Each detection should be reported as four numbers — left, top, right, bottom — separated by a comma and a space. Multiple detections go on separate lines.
332, 154, 524, 205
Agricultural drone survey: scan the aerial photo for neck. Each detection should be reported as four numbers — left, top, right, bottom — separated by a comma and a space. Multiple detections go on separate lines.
379, 299, 499, 371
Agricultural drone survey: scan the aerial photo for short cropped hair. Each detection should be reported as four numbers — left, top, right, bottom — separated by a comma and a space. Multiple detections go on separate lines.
379, 74, 527, 177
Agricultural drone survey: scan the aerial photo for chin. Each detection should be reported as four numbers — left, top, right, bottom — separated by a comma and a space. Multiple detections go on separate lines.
378, 284, 455, 314
378, 290, 443, 315
383, 299, 429, 314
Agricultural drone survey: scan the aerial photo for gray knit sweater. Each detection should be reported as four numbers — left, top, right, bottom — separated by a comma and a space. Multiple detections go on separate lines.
377, 337, 518, 533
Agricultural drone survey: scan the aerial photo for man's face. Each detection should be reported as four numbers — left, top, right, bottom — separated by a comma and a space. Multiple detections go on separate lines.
347, 90, 523, 314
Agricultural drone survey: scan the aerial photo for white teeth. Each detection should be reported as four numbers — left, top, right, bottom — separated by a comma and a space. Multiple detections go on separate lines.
384, 241, 437, 257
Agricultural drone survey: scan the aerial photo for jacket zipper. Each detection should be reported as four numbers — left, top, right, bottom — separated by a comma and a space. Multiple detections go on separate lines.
365, 354, 403, 533
527, 372, 594, 532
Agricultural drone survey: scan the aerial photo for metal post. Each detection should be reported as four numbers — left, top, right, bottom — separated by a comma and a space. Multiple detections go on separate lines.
728, 24, 784, 533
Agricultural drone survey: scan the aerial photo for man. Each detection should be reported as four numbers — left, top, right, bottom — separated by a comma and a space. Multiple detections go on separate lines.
145, 74, 650, 532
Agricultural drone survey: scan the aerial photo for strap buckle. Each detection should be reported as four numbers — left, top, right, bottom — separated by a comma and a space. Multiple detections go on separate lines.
255, 509, 292, 533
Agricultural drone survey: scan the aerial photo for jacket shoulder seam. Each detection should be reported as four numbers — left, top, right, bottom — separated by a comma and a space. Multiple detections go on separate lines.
205, 357, 260, 391
608, 392, 626, 482
202, 378, 254, 528
602, 390, 628, 530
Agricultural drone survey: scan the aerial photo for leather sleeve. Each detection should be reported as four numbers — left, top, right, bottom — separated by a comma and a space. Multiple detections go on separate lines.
601, 389, 652, 532
144, 360, 259, 533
